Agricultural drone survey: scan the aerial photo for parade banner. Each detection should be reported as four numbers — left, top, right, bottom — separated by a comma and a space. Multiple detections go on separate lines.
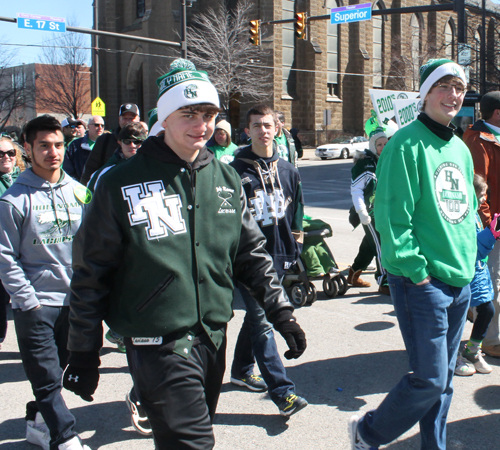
393, 98, 422, 129
369, 89, 419, 126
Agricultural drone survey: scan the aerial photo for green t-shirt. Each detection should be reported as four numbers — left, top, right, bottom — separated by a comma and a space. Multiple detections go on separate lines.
211, 142, 238, 164
274, 133, 289, 161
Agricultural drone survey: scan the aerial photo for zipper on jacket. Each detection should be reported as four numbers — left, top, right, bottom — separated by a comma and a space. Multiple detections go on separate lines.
136, 274, 175, 313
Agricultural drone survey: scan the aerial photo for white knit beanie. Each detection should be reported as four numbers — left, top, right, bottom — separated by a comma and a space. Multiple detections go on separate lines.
419, 59, 467, 101
369, 127, 387, 154
215, 120, 232, 139
156, 59, 220, 125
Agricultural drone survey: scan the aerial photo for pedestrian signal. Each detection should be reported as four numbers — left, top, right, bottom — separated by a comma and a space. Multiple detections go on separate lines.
295, 12, 306, 40
249, 20, 260, 46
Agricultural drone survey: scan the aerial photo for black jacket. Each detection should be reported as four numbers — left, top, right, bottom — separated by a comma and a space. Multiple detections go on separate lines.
80, 128, 120, 185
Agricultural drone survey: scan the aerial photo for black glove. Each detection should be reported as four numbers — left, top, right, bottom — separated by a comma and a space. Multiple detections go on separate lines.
63, 352, 101, 402
272, 309, 307, 359
63, 365, 99, 402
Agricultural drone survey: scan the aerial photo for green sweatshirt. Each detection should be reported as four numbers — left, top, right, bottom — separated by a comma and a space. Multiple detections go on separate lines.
374, 119, 477, 287
210, 142, 238, 164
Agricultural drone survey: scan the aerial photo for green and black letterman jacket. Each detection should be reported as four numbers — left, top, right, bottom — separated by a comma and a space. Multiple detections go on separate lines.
68, 136, 292, 362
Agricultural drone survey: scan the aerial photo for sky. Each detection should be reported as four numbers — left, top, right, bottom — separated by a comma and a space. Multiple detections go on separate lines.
0, 0, 94, 66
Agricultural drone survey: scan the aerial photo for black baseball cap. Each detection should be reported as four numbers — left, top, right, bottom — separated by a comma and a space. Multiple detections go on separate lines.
119, 103, 140, 117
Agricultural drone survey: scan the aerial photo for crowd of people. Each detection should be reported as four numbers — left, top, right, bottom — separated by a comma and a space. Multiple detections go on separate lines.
1, 56, 500, 450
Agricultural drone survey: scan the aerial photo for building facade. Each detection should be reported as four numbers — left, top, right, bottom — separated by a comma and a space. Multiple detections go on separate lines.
95, 0, 500, 144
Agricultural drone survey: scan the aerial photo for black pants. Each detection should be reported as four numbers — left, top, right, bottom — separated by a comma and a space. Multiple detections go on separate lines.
126, 336, 226, 450
14, 306, 76, 449
471, 301, 495, 342
352, 220, 387, 286
0, 281, 9, 342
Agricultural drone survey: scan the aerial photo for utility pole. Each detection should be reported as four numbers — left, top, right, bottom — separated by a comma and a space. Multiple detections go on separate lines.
92, 0, 100, 99
480, 0, 486, 94
181, 0, 188, 58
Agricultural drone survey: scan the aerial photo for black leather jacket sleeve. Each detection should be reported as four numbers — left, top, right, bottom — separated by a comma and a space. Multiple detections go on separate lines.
232, 186, 294, 322
68, 180, 125, 353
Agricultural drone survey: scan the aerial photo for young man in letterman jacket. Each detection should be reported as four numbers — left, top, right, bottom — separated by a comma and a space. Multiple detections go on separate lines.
63, 59, 307, 450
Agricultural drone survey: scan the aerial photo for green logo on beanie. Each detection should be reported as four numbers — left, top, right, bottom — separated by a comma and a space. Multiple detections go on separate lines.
184, 84, 199, 99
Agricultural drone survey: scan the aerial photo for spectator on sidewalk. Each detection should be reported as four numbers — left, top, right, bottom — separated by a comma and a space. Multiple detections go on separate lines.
463, 91, 500, 358
0, 135, 26, 349
455, 174, 498, 376
64, 115, 105, 182
80, 104, 140, 185
0, 115, 90, 450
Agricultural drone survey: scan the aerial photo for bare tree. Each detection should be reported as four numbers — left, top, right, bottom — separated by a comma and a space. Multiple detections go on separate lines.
0, 44, 35, 130
37, 27, 91, 118
185, 0, 273, 114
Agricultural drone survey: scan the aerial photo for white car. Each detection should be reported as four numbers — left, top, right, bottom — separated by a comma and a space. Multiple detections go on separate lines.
315, 136, 368, 160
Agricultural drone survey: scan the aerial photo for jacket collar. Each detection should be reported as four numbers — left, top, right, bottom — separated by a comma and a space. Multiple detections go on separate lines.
469, 119, 500, 145
137, 135, 214, 170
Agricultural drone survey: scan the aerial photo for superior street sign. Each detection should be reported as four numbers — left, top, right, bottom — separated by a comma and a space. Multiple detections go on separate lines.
17, 13, 66, 32
331, 3, 372, 25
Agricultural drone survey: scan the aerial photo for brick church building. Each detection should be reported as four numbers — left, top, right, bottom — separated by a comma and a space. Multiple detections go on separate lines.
94, 0, 500, 145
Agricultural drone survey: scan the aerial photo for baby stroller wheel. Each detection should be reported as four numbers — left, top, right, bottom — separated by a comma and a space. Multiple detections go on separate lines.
290, 283, 308, 307
336, 274, 348, 296
306, 283, 317, 305
323, 276, 339, 298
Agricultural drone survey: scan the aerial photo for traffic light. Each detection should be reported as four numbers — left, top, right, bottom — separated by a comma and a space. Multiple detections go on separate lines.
249, 20, 260, 46
295, 12, 306, 40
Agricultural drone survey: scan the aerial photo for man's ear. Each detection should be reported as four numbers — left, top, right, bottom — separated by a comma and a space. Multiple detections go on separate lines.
244, 128, 250, 136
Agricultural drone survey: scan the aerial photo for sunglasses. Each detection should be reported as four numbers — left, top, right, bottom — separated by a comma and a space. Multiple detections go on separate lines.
0, 150, 16, 158
122, 138, 144, 145
92, 123, 105, 128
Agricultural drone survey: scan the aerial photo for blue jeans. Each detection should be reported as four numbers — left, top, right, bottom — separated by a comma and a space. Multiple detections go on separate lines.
14, 306, 77, 449
231, 284, 295, 405
358, 275, 470, 450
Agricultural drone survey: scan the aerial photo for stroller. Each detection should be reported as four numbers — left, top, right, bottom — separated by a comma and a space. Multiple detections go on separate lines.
282, 216, 348, 307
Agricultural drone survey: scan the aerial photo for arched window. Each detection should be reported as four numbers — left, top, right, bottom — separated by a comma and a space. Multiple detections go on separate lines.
444, 19, 455, 60
372, 2, 384, 87
282, 0, 295, 96
410, 14, 423, 90
326, 0, 340, 96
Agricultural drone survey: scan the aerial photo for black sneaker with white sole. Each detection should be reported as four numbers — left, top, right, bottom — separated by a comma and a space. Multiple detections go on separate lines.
125, 391, 153, 436
230, 374, 267, 392
277, 393, 308, 417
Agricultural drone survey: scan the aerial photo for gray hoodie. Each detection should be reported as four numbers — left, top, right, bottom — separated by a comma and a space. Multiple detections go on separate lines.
0, 169, 85, 310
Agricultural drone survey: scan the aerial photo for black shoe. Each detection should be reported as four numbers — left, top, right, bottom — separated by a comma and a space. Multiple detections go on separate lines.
230, 374, 267, 392
278, 394, 308, 416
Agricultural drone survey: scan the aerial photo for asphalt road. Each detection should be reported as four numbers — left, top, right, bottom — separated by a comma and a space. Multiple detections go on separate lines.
1, 150, 499, 449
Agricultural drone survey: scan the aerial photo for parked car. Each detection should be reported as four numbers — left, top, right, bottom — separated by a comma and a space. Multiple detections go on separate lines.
315, 136, 368, 160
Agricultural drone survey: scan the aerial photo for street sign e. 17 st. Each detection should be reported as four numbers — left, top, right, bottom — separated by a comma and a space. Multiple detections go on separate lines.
331, 3, 372, 25
17, 13, 66, 33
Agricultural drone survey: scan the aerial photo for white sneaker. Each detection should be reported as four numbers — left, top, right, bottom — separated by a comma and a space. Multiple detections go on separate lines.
348, 414, 378, 449
463, 347, 493, 374
454, 355, 476, 376
26, 412, 50, 450
58, 436, 91, 450
473, 351, 493, 374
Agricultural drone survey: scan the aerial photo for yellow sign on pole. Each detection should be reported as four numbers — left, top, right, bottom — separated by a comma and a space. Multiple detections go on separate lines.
91, 97, 106, 117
